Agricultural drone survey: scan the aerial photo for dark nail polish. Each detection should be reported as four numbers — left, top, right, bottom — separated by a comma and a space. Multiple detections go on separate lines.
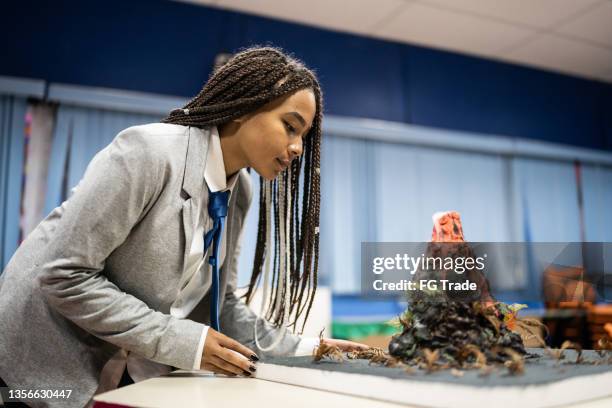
249, 365, 256, 372
243, 371, 252, 376
249, 354, 259, 362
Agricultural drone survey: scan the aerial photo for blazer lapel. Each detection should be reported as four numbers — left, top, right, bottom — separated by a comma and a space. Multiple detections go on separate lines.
181, 126, 210, 273
180, 200, 195, 280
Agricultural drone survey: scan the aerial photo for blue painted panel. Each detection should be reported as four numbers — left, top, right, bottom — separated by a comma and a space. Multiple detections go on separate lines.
405, 45, 606, 149
241, 15, 406, 121
603, 84, 612, 150
2, 0, 235, 97
1, 0, 610, 151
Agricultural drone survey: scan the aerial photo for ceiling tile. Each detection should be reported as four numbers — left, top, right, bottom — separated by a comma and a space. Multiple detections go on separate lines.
555, 1, 612, 48
421, 0, 601, 29
373, 2, 535, 57
213, 0, 408, 35
500, 34, 612, 79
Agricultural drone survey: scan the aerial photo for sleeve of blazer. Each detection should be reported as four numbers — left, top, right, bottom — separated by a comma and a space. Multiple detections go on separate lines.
219, 175, 302, 358
37, 127, 206, 370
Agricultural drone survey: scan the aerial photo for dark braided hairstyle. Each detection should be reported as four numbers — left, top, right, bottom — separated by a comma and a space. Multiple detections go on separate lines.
161, 46, 323, 334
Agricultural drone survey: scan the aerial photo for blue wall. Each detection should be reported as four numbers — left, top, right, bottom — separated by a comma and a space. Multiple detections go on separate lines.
2, 0, 611, 150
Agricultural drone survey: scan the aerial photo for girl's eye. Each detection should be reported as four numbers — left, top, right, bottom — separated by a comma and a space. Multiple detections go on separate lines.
283, 120, 296, 135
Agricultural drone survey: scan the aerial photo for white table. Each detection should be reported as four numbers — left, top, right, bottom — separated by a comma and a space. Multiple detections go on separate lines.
93, 370, 612, 408
93, 371, 408, 408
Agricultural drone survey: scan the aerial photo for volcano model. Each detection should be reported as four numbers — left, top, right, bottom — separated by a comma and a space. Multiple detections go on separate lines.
388, 211, 529, 372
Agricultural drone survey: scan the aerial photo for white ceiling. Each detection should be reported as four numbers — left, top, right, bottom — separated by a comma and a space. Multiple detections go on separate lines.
177, 0, 612, 83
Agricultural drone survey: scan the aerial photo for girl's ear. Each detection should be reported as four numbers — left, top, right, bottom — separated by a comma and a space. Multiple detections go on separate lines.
221, 115, 249, 136
234, 111, 255, 124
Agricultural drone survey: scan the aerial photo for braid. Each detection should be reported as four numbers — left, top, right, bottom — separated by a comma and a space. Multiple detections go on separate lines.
269, 179, 281, 320
288, 157, 300, 307
299, 86, 323, 331
246, 175, 267, 298
163, 46, 323, 332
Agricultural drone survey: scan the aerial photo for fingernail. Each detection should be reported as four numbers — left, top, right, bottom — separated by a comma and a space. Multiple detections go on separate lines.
249, 354, 259, 362
249, 365, 256, 372
243, 371, 252, 376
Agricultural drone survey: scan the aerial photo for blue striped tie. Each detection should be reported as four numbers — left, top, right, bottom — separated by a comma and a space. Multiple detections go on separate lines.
203, 189, 230, 332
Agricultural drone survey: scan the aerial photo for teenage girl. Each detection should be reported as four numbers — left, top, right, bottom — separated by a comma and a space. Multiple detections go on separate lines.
0, 46, 367, 408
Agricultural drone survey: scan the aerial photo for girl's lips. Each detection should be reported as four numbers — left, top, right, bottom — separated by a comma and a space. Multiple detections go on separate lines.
274, 158, 283, 172
275, 158, 289, 171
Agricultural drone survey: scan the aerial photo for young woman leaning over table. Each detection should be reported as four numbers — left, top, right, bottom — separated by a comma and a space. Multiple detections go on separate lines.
0, 46, 367, 408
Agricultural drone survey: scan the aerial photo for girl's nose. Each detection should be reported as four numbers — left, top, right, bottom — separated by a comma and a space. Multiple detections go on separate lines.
288, 139, 303, 159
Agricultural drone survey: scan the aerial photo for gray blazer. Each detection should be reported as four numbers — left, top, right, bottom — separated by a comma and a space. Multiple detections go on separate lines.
0, 123, 300, 408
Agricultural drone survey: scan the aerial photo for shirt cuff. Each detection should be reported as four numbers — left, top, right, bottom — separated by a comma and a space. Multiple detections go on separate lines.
293, 336, 320, 356
192, 325, 210, 370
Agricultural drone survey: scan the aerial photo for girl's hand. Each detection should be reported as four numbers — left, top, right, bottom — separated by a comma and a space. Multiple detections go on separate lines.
321, 338, 370, 352
201, 328, 259, 377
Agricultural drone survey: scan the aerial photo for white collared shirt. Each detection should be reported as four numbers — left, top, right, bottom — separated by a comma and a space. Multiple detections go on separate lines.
173, 125, 240, 370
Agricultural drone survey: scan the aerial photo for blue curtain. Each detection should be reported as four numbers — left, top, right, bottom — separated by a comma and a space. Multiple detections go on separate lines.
236, 136, 377, 293
8, 101, 611, 296
292, 133, 612, 295
372, 144, 515, 242
582, 164, 612, 242
319, 136, 376, 293
513, 158, 582, 242
0, 95, 27, 271
372, 143, 524, 291
44, 105, 161, 214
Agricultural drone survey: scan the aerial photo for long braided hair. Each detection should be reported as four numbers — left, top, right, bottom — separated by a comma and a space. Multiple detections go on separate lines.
161, 46, 322, 334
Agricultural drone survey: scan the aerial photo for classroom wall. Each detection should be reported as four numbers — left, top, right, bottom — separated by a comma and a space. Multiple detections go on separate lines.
2, 0, 611, 151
